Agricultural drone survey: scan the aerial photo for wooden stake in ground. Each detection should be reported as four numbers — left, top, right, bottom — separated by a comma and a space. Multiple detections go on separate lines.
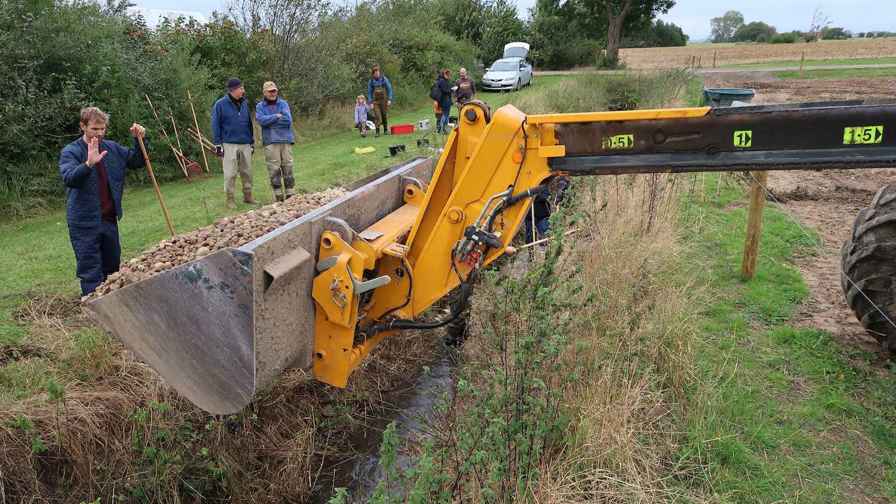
168, 112, 188, 177
136, 134, 176, 237
169, 114, 184, 153
799, 51, 806, 79
187, 127, 216, 153
741, 171, 768, 280
145, 94, 189, 178
187, 90, 210, 173
713, 50, 717, 68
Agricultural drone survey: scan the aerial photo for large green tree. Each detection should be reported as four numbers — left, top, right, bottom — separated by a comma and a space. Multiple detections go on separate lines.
732, 21, 776, 42
710, 10, 744, 42
570, 0, 675, 66
435, 0, 526, 64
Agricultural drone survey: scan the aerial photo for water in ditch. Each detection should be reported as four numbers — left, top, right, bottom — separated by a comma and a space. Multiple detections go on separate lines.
345, 345, 456, 502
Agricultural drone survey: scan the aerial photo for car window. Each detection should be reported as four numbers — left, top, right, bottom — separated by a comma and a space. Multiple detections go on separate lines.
490, 61, 518, 71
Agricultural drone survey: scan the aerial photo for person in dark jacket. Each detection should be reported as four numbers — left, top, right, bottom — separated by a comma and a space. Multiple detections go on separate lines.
524, 176, 571, 243
212, 78, 256, 209
255, 81, 296, 202
367, 65, 394, 137
454, 67, 476, 105
435, 69, 454, 133
58, 107, 147, 296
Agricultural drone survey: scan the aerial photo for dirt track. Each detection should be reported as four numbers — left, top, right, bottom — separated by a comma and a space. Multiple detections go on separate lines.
705, 73, 896, 355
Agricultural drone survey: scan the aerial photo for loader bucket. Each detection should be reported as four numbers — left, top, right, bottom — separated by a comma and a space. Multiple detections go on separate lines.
86, 157, 435, 414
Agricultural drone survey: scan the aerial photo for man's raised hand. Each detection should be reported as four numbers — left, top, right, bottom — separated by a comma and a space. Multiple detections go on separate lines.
86, 137, 107, 167
129, 123, 146, 138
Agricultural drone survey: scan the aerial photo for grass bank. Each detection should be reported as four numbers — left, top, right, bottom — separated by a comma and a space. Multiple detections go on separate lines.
359, 171, 896, 503
351, 76, 896, 501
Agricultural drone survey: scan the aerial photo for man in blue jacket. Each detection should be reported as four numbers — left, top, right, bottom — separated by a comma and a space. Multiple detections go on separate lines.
255, 81, 296, 201
212, 78, 256, 209
58, 107, 147, 296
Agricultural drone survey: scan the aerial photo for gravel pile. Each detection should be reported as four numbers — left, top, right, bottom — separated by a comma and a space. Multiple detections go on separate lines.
92, 188, 346, 297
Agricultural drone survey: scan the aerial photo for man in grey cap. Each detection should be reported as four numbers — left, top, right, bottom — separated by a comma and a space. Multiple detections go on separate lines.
211, 77, 256, 209
255, 81, 296, 201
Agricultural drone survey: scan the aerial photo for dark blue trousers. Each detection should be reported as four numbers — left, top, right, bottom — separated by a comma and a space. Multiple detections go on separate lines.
438, 100, 452, 132
69, 220, 121, 295
525, 216, 550, 244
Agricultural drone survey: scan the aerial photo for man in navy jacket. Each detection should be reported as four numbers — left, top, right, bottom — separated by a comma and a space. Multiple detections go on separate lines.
58, 107, 147, 296
255, 81, 296, 201
212, 78, 256, 209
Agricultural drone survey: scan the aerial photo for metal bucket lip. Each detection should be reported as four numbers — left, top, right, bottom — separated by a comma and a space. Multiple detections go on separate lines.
239, 156, 431, 253
85, 247, 256, 414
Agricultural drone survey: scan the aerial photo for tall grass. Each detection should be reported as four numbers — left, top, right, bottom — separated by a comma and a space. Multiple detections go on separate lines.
356, 70, 705, 502
535, 176, 699, 502
515, 70, 692, 114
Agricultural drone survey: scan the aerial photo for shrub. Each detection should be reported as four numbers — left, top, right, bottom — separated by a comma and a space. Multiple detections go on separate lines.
770, 32, 799, 44
733, 21, 777, 43
0, 1, 218, 216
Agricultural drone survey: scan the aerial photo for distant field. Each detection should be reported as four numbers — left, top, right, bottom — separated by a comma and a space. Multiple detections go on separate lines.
620, 38, 896, 69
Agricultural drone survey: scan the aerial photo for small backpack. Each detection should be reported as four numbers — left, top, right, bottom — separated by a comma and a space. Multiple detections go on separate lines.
429, 81, 442, 101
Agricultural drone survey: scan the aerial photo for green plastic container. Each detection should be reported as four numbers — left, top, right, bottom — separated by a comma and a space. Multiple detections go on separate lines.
703, 87, 756, 107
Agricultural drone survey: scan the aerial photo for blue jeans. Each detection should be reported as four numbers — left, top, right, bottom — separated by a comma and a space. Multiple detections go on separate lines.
525, 216, 550, 243
438, 101, 452, 132
69, 220, 121, 295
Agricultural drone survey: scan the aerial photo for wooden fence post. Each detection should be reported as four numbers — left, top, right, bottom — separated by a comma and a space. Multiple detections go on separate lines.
799, 51, 806, 78
713, 50, 718, 68
741, 171, 768, 280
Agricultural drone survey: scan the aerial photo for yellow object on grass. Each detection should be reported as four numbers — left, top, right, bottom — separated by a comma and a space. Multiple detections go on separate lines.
354, 146, 376, 155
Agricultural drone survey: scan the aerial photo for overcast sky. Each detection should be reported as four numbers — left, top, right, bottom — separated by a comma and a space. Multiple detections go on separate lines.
133, 0, 895, 41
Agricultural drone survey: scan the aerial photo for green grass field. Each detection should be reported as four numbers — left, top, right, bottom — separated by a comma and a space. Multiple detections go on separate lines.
775, 66, 896, 79
679, 175, 896, 502
725, 56, 896, 69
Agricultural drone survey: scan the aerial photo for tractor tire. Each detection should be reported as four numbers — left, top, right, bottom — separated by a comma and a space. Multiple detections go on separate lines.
841, 184, 896, 353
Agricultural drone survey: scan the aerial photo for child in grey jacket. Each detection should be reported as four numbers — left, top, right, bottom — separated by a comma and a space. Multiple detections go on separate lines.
354, 95, 371, 137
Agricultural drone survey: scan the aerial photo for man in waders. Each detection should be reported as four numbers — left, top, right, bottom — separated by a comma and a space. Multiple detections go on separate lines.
367, 65, 393, 137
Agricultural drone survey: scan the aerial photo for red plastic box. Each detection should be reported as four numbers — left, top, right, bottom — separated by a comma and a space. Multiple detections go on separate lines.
390, 124, 415, 135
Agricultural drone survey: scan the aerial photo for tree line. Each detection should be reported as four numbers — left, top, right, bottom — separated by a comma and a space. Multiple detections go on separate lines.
0, 0, 683, 216
709, 9, 883, 44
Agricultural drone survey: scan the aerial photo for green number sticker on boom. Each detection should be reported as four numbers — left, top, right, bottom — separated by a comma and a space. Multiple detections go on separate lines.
602, 134, 634, 150
843, 125, 884, 145
733, 130, 752, 148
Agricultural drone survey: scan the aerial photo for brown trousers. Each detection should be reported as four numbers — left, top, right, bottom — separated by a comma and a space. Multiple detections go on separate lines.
372, 88, 389, 130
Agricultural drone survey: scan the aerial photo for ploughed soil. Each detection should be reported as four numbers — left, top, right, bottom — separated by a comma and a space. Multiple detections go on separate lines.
705, 72, 896, 355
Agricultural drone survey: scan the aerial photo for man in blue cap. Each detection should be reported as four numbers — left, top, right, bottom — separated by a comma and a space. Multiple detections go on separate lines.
212, 78, 256, 209
59, 106, 147, 296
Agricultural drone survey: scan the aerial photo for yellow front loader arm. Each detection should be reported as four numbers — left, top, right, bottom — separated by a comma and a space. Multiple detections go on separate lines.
312, 99, 896, 387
